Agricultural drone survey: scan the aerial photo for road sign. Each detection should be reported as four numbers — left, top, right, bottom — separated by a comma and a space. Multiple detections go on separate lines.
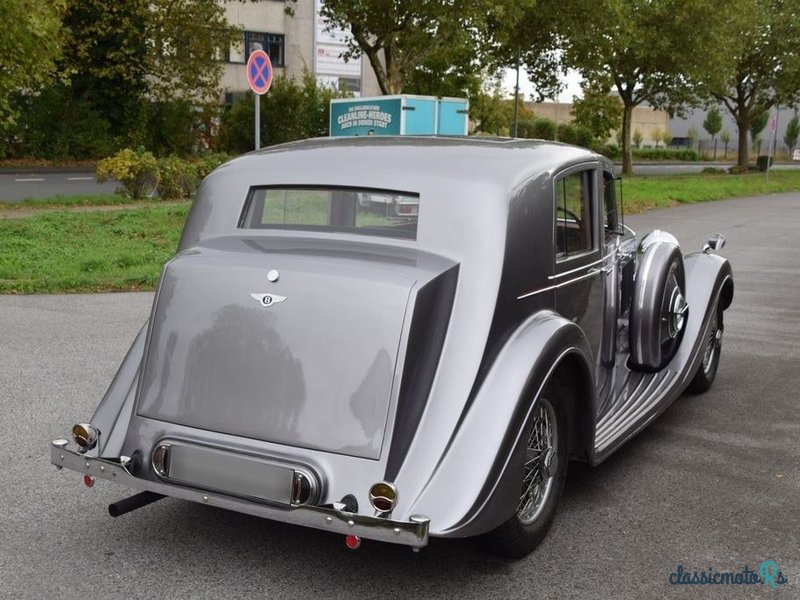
247, 50, 273, 96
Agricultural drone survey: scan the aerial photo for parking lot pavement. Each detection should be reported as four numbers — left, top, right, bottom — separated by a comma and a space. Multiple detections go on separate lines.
0, 193, 798, 599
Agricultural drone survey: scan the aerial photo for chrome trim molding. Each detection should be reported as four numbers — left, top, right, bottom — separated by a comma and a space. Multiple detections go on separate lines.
548, 253, 616, 280
517, 269, 602, 300
50, 440, 429, 548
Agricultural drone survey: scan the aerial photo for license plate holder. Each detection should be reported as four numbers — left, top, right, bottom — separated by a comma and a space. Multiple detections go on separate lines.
159, 441, 295, 506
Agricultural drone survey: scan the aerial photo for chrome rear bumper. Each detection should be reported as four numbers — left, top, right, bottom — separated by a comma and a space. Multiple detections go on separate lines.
50, 439, 430, 549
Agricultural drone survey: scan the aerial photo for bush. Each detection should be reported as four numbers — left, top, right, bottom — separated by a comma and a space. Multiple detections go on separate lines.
556, 123, 578, 145
96, 148, 159, 199
531, 118, 557, 141
632, 148, 699, 161
216, 70, 349, 153
756, 155, 773, 171
592, 144, 621, 159
5, 84, 116, 160
157, 156, 196, 200
193, 153, 232, 181
98, 150, 234, 200
146, 100, 207, 157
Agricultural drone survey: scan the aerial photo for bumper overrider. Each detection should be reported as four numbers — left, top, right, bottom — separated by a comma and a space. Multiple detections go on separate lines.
50, 439, 430, 550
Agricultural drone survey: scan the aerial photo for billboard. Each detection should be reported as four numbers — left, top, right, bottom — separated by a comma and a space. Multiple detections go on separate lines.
314, 0, 362, 89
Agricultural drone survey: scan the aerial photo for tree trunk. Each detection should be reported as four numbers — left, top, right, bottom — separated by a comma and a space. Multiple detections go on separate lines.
713, 138, 717, 160
621, 104, 634, 175
737, 119, 749, 167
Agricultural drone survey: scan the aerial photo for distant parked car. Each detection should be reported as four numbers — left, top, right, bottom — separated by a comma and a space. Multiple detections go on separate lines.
51, 137, 733, 558
793, 149, 800, 161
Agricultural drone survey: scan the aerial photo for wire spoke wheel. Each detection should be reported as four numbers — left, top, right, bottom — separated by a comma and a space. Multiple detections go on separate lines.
701, 309, 719, 374
516, 399, 557, 525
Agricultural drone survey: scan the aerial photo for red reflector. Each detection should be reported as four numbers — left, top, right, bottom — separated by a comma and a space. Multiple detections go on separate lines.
83, 475, 95, 488
345, 535, 361, 550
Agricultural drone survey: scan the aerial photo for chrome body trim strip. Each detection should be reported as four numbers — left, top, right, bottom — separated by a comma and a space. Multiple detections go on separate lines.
517, 268, 602, 300
50, 441, 430, 548
548, 253, 615, 280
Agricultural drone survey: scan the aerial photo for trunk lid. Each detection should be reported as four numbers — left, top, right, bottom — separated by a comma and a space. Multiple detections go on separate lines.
136, 239, 416, 459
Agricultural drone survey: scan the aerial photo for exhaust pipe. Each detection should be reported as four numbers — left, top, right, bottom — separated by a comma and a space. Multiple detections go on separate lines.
108, 491, 165, 517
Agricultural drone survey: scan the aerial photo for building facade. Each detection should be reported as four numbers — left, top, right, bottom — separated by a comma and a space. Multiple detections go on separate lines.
220, 0, 381, 101
529, 101, 670, 146
669, 105, 798, 156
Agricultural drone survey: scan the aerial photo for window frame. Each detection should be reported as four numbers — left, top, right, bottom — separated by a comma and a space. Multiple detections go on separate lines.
552, 165, 599, 263
602, 170, 624, 243
238, 185, 420, 241
241, 31, 285, 67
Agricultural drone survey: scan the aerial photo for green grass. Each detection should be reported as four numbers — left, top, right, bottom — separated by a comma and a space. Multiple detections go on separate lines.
0, 203, 189, 294
2, 170, 800, 294
622, 170, 800, 213
0, 194, 153, 210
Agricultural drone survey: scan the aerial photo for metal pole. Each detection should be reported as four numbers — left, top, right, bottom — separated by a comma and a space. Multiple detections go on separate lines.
255, 93, 261, 150
767, 107, 777, 181
512, 47, 521, 138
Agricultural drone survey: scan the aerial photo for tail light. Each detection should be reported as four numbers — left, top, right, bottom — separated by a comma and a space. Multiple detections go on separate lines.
368, 481, 398, 513
72, 423, 98, 452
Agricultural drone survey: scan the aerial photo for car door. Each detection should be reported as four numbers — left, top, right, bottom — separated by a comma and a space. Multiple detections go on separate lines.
553, 165, 604, 362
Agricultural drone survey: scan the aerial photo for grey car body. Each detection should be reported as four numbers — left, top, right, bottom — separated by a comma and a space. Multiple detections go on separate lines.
51, 137, 733, 553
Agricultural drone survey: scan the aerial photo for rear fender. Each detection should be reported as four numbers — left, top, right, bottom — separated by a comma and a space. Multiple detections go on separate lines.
410, 310, 595, 537
88, 322, 148, 458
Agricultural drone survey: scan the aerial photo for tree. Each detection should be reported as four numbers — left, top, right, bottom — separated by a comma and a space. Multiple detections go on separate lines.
57, 0, 239, 143
784, 115, 800, 153
703, 106, 723, 158
570, 81, 623, 144
720, 129, 731, 158
653, 127, 662, 148
632, 129, 643, 149
661, 129, 673, 147
317, 1, 503, 95
146, 0, 241, 104
687, 126, 699, 151
750, 109, 769, 155
554, 0, 732, 174
709, 0, 800, 167
0, 0, 63, 125
61, 0, 150, 139
316, 1, 563, 98
470, 82, 516, 135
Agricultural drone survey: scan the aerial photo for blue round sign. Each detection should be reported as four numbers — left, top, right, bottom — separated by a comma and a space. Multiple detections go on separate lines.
247, 50, 273, 96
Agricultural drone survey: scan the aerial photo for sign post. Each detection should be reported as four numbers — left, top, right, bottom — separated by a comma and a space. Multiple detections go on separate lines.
246, 49, 273, 150
767, 112, 778, 181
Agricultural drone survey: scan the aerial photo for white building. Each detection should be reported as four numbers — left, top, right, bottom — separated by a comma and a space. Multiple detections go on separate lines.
220, 0, 381, 102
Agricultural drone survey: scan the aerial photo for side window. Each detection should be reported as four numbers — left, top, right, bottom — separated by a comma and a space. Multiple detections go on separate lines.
603, 172, 619, 243
555, 170, 594, 259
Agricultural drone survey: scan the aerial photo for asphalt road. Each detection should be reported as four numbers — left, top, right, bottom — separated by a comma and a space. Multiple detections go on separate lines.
0, 171, 117, 202
2, 163, 799, 202
1, 194, 798, 599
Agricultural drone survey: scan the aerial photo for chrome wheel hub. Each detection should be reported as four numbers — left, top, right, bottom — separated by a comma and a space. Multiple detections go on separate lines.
517, 399, 557, 525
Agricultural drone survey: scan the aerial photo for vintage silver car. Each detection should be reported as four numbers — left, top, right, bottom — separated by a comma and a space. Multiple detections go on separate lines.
51, 137, 733, 557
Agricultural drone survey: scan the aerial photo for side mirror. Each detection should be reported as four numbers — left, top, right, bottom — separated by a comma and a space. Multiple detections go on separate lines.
702, 233, 726, 253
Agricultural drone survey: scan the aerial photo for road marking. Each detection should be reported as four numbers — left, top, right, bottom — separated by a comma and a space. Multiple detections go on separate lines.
14, 178, 45, 182
67, 176, 94, 181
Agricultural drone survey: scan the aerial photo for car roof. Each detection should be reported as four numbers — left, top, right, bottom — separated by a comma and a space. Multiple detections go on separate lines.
220, 136, 604, 192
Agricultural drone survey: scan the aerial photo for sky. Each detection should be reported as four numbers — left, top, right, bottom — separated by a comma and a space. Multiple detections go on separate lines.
502, 67, 584, 103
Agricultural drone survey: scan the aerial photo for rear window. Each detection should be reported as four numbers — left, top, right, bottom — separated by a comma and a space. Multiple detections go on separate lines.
240, 187, 419, 240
